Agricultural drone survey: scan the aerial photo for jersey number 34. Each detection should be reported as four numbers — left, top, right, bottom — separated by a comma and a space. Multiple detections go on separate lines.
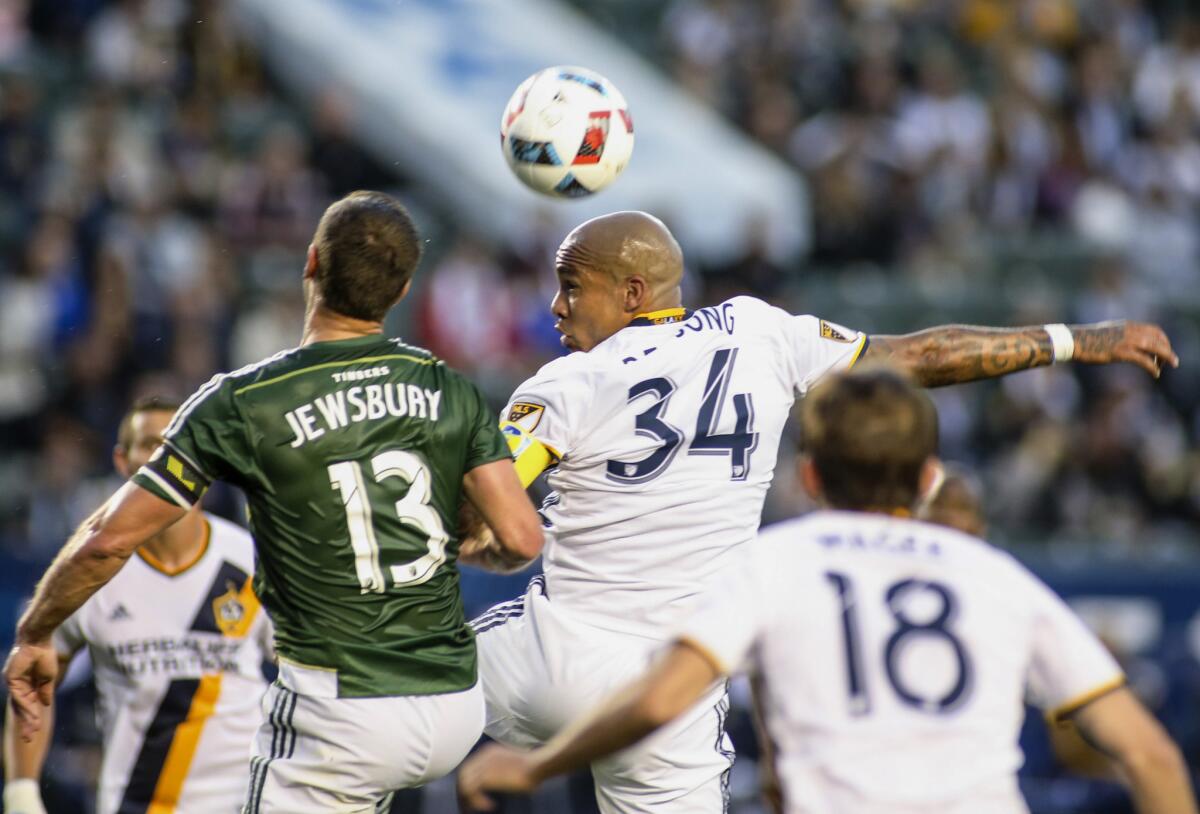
607, 348, 759, 484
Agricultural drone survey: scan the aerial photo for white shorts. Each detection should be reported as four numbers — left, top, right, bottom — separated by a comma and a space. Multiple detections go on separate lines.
243, 668, 484, 813
474, 577, 734, 814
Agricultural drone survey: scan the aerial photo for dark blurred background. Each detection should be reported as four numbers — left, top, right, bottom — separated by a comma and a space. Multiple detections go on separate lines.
0, 0, 1197, 811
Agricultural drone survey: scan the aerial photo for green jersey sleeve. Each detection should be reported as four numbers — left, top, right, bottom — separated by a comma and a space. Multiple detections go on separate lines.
463, 378, 511, 472
132, 376, 252, 508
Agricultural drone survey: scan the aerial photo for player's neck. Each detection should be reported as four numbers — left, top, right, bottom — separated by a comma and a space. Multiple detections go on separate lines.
630, 296, 685, 324
852, 506, 914, 518
301, 303, 385, 346
141, 508, 208, 574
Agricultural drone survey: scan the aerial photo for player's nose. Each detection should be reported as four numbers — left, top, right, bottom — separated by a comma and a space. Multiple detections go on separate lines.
550, 290, 568, 319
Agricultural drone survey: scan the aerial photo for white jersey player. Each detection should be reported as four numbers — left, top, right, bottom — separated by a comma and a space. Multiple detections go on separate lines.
459, 369, 1197, 814
462, 211, 1180, 813
4, 399, 272, 814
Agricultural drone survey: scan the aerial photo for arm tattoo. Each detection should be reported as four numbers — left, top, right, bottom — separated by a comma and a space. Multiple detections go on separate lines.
1072, 323, 1126, 359
862, 326, 1054, 387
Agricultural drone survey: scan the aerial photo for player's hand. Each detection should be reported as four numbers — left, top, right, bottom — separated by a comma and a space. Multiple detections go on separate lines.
2, 778, 47, 814
4, 641, 58, 742
457, 743, 539, 811
1072, 321, 1179, 378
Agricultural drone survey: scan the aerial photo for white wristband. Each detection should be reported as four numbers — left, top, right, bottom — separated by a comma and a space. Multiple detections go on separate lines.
1044, 323, 1074, 364
4, 778, 46, 814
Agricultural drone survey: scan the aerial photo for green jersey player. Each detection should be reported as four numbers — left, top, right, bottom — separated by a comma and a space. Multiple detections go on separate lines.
5, 191, 544, 813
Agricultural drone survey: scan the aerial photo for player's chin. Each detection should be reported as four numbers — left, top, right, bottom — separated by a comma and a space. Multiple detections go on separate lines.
560, 334, 582, 353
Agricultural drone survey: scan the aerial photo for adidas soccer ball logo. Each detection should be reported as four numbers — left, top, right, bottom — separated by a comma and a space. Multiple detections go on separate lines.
501, 66, 634, 199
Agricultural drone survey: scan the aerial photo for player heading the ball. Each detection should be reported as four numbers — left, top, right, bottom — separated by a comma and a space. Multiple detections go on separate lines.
464, 209, 1178, 814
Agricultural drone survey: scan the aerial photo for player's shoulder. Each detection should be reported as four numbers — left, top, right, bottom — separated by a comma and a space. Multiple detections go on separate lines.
203, 512, 256, 568
511, 350, 601, 402
220, 345, 310, 393
168, 347, 308, 426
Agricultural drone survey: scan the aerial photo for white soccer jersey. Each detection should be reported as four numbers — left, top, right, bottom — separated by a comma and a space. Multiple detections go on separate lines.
53, 513, 273, 814
679, 510, 1125, 814
503, 296, 866, 637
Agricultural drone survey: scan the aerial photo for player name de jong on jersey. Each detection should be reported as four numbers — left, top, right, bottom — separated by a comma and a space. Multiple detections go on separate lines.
501, 296, 868, 639
678, 510, 1124, 814
132, 336, 510, 698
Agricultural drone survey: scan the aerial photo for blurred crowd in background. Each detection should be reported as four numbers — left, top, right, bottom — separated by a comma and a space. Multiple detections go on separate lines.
0, 0, 1195, 563
0, 0, 1197, 809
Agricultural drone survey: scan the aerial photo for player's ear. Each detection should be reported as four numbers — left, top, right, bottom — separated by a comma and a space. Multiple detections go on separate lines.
623, 275, 647, 313
303, 244, 319, 280
917, 457, 943, 506
113, 445, 131, 479
799, 456, 824, 502
393, 280, 413, 307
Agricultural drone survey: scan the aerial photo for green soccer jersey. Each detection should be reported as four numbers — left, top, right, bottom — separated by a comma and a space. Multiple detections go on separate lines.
132, 335, 509, 697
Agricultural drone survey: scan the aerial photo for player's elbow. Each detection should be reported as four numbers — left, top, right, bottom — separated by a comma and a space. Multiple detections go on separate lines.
79, 523, 139, 565
512, 523, 544, 562
498, 515, 544, 563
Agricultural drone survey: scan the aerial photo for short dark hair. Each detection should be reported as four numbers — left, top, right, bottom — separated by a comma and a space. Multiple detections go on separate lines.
117, 396, 183, 451
312, 191, 423, 322
800, 367, 938, 511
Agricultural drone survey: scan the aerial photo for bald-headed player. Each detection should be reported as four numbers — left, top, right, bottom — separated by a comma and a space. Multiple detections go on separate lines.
464, 211, 1179, 813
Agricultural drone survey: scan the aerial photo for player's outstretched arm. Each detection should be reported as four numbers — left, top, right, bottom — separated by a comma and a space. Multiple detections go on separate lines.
4, 483, 183, 741
457, 641, 720, 810
459, 460, 543, 573
1070, 687, 1198, 814
862, 320, 1178, 387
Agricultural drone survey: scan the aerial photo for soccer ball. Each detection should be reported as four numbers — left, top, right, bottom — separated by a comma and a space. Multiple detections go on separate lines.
500, 66, 634, 199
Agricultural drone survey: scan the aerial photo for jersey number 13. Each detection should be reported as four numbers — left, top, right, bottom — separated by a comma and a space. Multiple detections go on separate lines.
328, 451, 448, 593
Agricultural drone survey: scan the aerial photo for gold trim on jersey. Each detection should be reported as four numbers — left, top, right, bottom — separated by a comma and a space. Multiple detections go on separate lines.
137, 519, 211, 577
846, 334, 868, 369
677, 635, 729, 677
233, 353, 438, 396
633, 307, 688, 325
1046, 675, 1126, 724
146, 674, 223, 813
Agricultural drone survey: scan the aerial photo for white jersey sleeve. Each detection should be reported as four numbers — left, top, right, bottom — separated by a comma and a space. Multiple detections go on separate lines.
502, 358, 595, 458
782, 313, 868, 394
1024, 573, 1125, 721
675, 545, 778, 675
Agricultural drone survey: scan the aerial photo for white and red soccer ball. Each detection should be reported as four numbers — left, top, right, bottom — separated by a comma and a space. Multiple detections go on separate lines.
500, 66, 634, 199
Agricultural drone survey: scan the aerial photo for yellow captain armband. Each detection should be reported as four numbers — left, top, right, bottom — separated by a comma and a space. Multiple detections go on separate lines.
500, 421, 559, 488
